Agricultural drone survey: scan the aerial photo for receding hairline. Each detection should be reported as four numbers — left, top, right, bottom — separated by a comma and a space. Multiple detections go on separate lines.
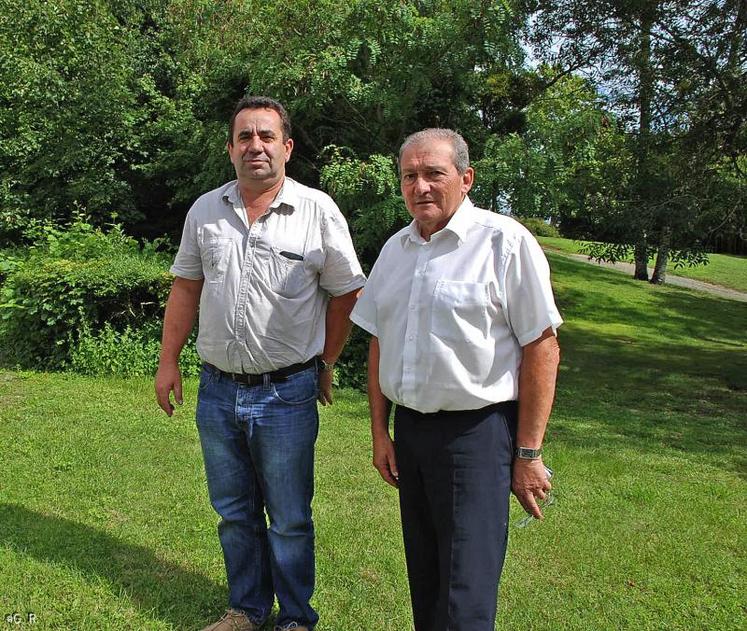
398, 128, 470, 175
228, 95, 291, 144
233, 109, 286, 135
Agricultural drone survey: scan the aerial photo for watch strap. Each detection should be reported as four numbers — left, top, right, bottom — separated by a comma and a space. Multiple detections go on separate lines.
515, 446, 542, 459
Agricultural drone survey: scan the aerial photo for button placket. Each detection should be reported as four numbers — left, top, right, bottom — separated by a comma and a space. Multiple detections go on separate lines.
235, 223, 261, 343
401, 246, 429, 404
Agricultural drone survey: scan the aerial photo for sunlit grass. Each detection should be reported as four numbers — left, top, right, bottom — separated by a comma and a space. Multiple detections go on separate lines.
539, 236, 747, 292
1, 254, 745, 629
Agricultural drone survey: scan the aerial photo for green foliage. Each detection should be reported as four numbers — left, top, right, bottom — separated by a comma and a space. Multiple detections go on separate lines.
336, 326, 370, 390
0, 216, 172, 369
320, 148, 406, 265
1, 257, 745, 628
474, 71, 632, 232
0, 247, 22, 285
71, 322, 201, 378
518, 217, 561, 238
526, 0, 747, 271
0, 0, 147, 226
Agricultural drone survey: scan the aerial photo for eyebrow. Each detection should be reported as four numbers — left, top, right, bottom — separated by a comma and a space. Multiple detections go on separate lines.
402, 164, 448, 173
237, 127, 277, 136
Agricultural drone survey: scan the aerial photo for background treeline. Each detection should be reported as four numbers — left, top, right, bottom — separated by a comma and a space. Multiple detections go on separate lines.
0, 0, 745, 380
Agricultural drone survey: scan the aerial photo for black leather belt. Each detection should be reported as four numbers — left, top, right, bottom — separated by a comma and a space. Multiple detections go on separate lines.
207, 357, 318, 386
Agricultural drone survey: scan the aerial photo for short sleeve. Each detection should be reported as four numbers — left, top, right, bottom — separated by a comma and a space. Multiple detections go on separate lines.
170, 209, 204, 280
502, 230, 563, 346
319, 203, 366, 296
349, 259, 380, 337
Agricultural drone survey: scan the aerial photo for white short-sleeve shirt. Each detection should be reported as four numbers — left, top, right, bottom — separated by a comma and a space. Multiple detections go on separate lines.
350, 198, 563, 413
171, 177, 366, 374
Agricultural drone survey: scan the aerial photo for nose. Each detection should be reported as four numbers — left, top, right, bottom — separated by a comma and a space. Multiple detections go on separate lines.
413, 176, 430, 195
245, 133, 263, 152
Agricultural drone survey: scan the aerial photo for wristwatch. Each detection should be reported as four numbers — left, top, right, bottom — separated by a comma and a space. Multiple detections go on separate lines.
318, 358, 335, 373
515, 446, 542, 460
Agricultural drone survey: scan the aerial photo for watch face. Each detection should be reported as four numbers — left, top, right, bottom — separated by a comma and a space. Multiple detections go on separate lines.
517, 448, 541, 458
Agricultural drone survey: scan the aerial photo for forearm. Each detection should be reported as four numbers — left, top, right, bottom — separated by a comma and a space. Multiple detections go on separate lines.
322, 288, 360, 362
517, 327, 560, 448
159, 277, 203, 365
367, 336, 392, 437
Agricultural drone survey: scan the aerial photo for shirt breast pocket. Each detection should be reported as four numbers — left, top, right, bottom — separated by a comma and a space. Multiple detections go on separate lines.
201, 237, 234, 284
269, 247, 313, 298
431, 280, 491, 345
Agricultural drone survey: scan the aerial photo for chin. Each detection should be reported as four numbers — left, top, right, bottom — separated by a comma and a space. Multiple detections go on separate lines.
413, 209, 442, 223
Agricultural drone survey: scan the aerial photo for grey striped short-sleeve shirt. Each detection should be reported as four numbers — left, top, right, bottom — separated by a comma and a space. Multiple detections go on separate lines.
171, 177, 366, 374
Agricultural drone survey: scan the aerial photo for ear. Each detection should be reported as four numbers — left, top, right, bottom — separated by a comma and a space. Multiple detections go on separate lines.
284, 138, 294, 163
461, 166, 475, 194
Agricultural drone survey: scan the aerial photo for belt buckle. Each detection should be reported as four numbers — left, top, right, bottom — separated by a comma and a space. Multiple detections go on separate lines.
231, 372, 251, 385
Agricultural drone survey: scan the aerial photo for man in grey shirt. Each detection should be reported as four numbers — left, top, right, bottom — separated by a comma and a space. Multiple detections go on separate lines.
155, 96, 365, 631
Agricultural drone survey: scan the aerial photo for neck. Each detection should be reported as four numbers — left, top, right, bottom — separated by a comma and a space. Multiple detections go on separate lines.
239, 177, 285, 220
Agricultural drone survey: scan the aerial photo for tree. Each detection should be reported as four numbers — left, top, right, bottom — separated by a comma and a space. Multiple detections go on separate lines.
525, 0, 746, 283
0, 0, 151, 239
473, 71, 632, 232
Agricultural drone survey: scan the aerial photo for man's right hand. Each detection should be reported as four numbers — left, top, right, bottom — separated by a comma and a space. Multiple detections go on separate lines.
372, 433, 399, 488
155, 362, 183, 416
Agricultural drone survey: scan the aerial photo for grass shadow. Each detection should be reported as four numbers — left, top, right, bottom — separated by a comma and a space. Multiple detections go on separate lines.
0, 504, 224, 629
546, 254, 747, 478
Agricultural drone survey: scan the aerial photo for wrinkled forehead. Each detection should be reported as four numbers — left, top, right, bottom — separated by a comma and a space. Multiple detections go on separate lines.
234, 108, 284, 135
400, 139, 457, 171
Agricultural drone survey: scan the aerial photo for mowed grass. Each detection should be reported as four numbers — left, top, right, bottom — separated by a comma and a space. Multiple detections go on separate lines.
539, 236, 747, 292
1, 254, 745, 630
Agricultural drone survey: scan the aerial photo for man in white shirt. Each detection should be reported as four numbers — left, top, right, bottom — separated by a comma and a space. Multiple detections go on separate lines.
155, 96, 365, 631
350, 128, 562, 631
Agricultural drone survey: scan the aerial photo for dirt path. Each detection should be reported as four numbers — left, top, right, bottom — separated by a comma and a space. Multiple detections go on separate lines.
556, 252, 747, 304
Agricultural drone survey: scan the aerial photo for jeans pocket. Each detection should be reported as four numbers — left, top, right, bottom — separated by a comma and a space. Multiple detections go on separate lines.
271, 369, 318, 405
198, 364, 218, 392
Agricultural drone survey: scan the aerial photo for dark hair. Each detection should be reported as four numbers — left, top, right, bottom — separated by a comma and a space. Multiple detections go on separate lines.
398, 128, 470, 175
228, 96, 292, 144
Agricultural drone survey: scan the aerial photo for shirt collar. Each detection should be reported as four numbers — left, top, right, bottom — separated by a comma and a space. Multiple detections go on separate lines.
401, 196, 474, 247
222, 177, 300, 213
269, 177, 299, 211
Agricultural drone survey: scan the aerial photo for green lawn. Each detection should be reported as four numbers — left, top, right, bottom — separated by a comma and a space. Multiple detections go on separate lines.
1, 255, 745, 630
539, 236, 747, 292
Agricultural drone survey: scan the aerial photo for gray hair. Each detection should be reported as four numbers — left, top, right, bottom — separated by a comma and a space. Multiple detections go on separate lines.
398, 128, 470, 175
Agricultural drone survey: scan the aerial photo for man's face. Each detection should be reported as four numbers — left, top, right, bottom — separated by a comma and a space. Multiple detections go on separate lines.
227, 107, 293, 187
400, 139, 473, 236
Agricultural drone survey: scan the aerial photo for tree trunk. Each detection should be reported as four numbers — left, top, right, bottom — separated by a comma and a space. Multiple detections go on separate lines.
634, 237, 649, 280
633, 8, 654, 282
650, 225, 671, 284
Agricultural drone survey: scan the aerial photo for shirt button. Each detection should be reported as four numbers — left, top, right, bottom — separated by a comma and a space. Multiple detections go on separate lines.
408, 335, 415, 341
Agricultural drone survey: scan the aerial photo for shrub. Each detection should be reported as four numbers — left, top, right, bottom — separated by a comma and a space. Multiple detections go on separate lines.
71, 322, 201, 378
336, 325, 369, 391
518, 217, 561, 238
0, 217, 173, 370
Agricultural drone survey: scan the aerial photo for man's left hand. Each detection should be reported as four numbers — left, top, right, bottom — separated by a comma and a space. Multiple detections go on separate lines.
318, 368, 333, 406
512, 458, 552, 519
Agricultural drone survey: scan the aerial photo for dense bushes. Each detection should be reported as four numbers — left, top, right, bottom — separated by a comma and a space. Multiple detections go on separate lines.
518, 217, 561, 238
0, 217, 199, 376
0, 217, 362, 385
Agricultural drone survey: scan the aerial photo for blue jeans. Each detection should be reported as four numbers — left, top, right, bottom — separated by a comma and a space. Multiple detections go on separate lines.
196, 363, 320, 628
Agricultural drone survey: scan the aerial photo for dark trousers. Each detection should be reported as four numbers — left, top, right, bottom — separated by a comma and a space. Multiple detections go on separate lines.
394, 402, 517, 631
